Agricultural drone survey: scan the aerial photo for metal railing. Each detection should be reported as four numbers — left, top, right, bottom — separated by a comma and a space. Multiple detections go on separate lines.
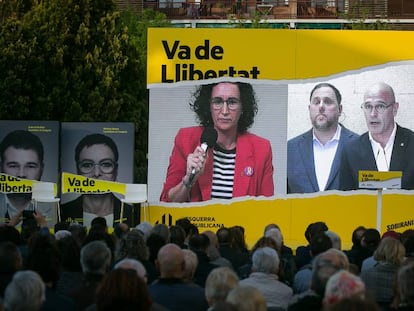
118, 0, 414, 20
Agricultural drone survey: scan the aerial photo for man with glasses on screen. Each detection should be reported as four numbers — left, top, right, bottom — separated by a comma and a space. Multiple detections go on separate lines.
61, 134, 134, 227
339, 82, 414, 190
287, 83, 358, 193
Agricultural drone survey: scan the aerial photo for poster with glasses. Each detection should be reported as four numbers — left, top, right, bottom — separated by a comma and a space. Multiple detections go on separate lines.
60, 122, 136, 227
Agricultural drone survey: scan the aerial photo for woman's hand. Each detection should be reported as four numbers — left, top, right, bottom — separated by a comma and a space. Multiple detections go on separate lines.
186, 145, 207, 178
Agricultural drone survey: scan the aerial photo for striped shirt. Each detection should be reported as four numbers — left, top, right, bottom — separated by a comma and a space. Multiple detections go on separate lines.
211, 146, 236, 199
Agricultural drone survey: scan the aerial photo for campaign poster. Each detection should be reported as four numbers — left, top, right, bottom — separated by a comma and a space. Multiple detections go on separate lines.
60, 122, 137, 227
0, 120, 59, 225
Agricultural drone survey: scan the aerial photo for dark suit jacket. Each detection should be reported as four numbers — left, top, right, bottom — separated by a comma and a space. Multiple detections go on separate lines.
339, 124, 414, 190
60, 193, 137, 227
287, 125, 359, 193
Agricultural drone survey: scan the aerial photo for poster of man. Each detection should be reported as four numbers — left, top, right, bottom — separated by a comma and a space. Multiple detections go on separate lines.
0, 121, 59, 226
60, 122, 137, 228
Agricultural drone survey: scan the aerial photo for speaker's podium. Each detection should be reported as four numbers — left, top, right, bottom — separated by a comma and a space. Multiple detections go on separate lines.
358, 170, 402, 232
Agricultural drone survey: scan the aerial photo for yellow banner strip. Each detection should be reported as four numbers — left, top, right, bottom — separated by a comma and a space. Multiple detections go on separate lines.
61, 172, 126, 195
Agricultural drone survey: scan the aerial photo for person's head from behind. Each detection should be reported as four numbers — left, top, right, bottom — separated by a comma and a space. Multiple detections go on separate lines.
95, 268, 152, 311
115, 258, 148, 283
361, 228, 381, 252
311, 248, 350, 297
0, 241, 23, 272
305, 221, 329, 243
217, 227, 231, 246
309, 83, 342, 131
190, 82, 258, 134
0, 130, 44, 180
325, 230, 342, 250
397, 262, 414, 307
182, 249, 198, 282
156, 243, 185, 278
226, 285, 267, 311
4, 270, 45, 311
361, 82, 398, 139
116, 229, 149, 262
373, 236, 405, 266
75, 133, 118, 181
189, 233, 210, 253
310, 232, 333, 258
205, 267, 239, 307
351, 226, 366, 248
252, 246, 279, 275
264, 227, 283, 253
323, 270, 366, 307
80, 240, 112, 275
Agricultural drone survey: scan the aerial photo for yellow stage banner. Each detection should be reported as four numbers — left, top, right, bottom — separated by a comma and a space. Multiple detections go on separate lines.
147, 29, 414, 84
61, 172, 126, 195
146, 192, 414, 249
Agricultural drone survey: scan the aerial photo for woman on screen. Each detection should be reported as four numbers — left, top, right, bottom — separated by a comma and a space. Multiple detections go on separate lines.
160, 81, 274, 202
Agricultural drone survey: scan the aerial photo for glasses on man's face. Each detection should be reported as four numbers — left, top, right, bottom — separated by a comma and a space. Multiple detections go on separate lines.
77, 159, 116, 174
210, 97, 241, 111
361, 101, 394, 114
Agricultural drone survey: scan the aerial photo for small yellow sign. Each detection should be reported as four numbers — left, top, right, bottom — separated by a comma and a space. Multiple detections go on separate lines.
359, 170, 402, 189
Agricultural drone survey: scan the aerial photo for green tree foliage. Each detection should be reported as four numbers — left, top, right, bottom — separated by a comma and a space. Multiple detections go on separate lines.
0, 1, 169, 182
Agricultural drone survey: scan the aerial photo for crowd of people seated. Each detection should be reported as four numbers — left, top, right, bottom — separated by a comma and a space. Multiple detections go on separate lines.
0, 213, 414, 311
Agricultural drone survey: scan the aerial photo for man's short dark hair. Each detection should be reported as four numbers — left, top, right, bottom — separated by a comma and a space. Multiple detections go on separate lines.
74, 133, 119, 163
190, 82, 258, 133
309, 83, 342, 105
0, 130, 44, 162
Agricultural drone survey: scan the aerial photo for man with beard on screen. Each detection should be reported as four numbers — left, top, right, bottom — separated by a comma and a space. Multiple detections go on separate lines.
287, 83, 358, 193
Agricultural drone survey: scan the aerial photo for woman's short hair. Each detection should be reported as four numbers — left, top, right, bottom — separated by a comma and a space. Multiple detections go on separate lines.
190, 82, 258, 133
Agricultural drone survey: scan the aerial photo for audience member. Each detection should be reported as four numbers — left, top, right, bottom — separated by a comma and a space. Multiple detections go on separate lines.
344, 226, 367, 271
205, 267, 239, 310
325, 230, 342, 250
169, 225, 187, 249
55, 235, 84, 297
395, 262, 414, 311
148, 243, 208, 311
114, 229, 158, 284
288, 250, 346, 311
203, 230, 232, 268
323, 270, 366, 307
295, 221, 329, 269
3, 270, 45, 311
93, 268, 152, 311
240, 247, 293, 309
0, 241, 22, 298
135, 221, 153, 242
217, 227, 250, 272
175, 218, 194, 247
67, 240, 112, 310
293, 231, 333, 294
188, 233, 219, 287
226, 285, 267, 311
151, 224, 171, 244
325, 296, 380, 311
264, 223, 294, 256
360, 237, 405, 309
358, 229, 381, 271
26, 230, 77, 311
114, 258, 169, 311
182, 249, 198, 283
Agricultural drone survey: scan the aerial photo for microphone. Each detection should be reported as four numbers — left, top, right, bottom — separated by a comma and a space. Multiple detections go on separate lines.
188, 127, 218, 184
